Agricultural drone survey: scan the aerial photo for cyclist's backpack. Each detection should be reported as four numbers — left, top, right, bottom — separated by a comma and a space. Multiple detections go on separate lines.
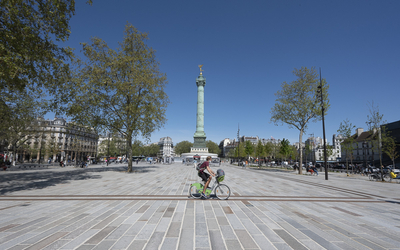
196, 163, 202, 171
216, 169, 225, 182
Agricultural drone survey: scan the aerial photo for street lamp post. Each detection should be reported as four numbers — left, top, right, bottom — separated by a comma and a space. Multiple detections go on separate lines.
317, 68, 328, 180
237, 124, 240, 165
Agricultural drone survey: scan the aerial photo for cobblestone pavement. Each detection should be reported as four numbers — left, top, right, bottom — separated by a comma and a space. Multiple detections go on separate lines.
0, 162, 399, 250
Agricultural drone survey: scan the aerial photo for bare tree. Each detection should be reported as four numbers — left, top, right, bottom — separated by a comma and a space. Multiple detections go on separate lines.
382, 127, 399, 170
338, 119, 356, 175
366, 101, 386, 181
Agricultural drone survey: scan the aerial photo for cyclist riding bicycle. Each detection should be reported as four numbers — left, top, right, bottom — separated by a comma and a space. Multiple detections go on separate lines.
198, 156, 215, 199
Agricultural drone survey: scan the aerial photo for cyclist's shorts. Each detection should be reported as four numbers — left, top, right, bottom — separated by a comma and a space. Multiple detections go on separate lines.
198, 171, 210, 182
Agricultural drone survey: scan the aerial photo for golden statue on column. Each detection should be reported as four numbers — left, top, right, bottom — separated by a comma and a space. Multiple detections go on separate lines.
198, 64, 204, 75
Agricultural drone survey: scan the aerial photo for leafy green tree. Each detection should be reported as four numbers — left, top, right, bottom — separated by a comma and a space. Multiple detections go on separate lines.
279, 139, 291, 161
206, 140, 221, 155
174, 141, 193, 155
142, 144, 160, 157
264, 142, 273, 159
63, 24, 169, 172
113, 135, 127, 157
338, 119, 356, 174
366, 101, 386, 181
132, 140, 144, 156
226, 149, 235, 159
92, 135, 123, 159
244, 141, 254, 160
0, 0, 84, 92
235, 143, 246, 159
0, 87, 52, 165
270, 67, 329, 174
255, 141, 265, 166
0, 91, 45, 165
109, 140, 120, 157
271, 142, 281, 160
26, 141, 38, 162
382, 129, 399, 168
45, 137, 60, 165
97, 140, 107, 157
289, 145, 298, 162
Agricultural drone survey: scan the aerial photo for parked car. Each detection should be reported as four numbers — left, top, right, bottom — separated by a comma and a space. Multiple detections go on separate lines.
332, 164, 346, 169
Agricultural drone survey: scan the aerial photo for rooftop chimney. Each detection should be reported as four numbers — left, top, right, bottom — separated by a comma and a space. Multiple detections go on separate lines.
356, 128, 364, 137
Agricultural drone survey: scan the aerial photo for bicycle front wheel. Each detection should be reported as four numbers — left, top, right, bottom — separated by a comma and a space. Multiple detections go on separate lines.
215, 184, 230, 200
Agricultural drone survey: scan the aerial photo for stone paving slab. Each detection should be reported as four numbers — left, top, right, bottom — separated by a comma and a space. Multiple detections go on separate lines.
0, 162, 400, 249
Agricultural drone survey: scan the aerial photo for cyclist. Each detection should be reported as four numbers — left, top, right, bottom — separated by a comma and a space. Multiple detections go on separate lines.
311, 164, 318, 175
198, 156, 215, 198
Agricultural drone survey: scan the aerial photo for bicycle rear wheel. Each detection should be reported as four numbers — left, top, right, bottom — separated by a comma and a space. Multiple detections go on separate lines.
215, 184, 230, 200
189, 184, 202, 199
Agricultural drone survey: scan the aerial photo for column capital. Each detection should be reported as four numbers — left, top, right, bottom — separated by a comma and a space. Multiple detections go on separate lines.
196, 75, 206, 87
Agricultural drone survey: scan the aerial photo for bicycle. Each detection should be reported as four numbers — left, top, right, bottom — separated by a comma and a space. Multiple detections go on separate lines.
189, 169, 231, 200
383, 168, 400, 183
368, 172, 381, 181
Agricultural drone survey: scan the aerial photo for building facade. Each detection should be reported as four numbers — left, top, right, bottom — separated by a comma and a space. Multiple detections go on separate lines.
240, 136, 259, 145
341, 127, 379, 166
157, 137, 175, 159
218, 138, 231, 157
304, 135, 342, 163
20, 117, 98, 163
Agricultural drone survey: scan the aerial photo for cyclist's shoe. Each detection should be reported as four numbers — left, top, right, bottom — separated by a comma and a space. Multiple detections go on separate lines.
201, 192, 208, 199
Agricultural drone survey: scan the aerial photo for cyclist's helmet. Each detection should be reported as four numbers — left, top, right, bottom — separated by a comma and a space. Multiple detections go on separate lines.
216, 169, 225, 182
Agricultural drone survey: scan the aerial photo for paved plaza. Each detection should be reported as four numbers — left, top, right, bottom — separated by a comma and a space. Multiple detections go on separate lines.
0, 162, 400, 250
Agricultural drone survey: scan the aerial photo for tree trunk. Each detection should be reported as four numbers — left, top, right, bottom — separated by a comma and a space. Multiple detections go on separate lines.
298, 130, 303, 174
12, 144, 16, 166
127, 134, 133, 172
350, 154, 354, 173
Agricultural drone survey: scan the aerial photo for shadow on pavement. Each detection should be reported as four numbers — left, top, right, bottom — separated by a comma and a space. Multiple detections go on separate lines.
0, 165, 159, 195
249, 167, 294, 173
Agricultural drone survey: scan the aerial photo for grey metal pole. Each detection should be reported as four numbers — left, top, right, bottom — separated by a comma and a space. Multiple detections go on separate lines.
237, 124, 240, 165
107, 132, 110, 166
319, 68, 328, 180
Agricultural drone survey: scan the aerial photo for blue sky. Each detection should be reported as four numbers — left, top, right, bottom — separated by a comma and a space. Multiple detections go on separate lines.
52, 0, 400, 145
